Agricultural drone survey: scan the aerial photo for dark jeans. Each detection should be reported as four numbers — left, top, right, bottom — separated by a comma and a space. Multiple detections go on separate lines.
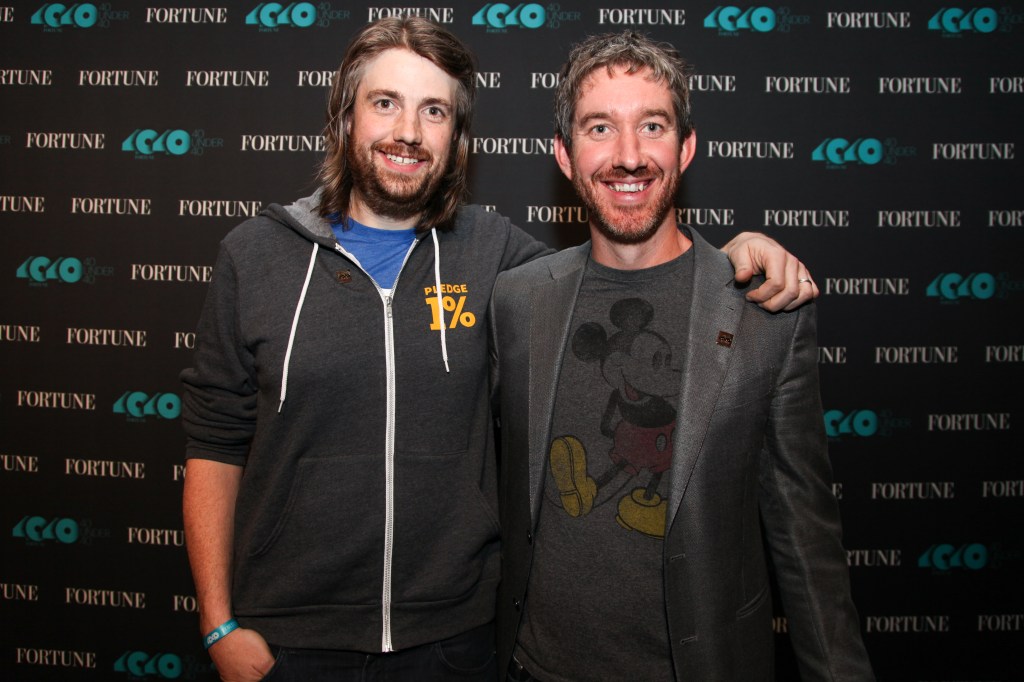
261, 622, 496, 681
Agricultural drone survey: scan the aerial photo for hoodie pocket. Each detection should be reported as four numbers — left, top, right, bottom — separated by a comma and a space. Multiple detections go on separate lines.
238, 455, 385, 609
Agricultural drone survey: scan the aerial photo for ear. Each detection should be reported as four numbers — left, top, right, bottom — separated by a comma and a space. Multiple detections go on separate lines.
678, 131, 697, 174
553, 134, 574, 181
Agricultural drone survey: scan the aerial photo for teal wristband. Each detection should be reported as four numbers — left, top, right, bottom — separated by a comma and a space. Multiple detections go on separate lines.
203, 618, 239, 650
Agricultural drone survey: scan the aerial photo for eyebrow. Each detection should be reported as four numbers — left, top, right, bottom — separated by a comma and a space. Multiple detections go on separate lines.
365, 88, 452, 110
576, 107, 673, 130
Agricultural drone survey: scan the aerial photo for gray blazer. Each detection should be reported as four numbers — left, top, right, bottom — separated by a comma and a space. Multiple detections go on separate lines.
489, 228, 873, 681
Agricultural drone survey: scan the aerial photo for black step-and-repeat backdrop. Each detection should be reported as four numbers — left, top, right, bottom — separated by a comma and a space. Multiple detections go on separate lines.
2, 2, 1022, 680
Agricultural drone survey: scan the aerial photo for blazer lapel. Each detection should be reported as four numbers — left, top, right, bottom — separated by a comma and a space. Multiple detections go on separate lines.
667, 233, 746, 528
527, 246, 589, 522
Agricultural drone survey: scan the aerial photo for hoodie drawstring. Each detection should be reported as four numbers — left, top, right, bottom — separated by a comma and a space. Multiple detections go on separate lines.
431, 228, 450, 373
279, 242, 319, 412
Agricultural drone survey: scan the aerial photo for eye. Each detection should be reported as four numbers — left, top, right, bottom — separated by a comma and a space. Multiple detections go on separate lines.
642, 122, 665, 136
588, 124, 610, 138
425, 105, 447, 119
375, 99, 395, 111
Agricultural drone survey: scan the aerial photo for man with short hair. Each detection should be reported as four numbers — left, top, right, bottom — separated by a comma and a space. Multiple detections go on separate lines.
491, 32, 873, 681
182, 18, 818, 682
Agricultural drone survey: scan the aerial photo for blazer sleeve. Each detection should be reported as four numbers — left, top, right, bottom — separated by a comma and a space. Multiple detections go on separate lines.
757, 303, 875, 681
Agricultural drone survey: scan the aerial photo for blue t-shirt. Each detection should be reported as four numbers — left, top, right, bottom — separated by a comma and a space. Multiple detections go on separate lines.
330, 217, 417, 290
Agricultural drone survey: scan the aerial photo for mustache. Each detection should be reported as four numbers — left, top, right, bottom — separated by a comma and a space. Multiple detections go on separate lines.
373, 142, 431, 162
595, 166, 659, 182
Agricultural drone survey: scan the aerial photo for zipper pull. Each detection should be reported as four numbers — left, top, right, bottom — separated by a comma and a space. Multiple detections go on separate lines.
386, 295, 393, 319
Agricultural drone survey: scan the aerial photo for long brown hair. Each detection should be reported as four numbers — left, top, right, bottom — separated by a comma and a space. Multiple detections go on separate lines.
317, 17, 476, 232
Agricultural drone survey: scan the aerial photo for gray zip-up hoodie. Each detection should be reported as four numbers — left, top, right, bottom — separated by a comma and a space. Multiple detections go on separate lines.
181, 193, 550, 652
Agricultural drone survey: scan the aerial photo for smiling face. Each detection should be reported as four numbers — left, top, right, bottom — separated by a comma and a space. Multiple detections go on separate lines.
555, 65, 696, 246
345, 48, 458, 228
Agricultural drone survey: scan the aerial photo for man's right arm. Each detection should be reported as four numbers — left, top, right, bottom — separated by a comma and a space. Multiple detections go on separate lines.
183, 458, 275, 682
757, 306, 873, 679
501, 219, 820, 311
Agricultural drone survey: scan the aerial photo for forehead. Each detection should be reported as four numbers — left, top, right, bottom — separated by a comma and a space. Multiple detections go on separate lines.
357, 48, 458, 101
575, 64, 673, 119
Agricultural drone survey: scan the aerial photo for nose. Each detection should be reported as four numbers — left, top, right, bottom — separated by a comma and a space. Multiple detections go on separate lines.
394, 108, 421, 146
612, 129, 643, 172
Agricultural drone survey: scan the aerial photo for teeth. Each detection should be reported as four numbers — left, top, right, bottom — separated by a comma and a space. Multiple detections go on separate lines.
386, 153, 420, 165
610, 182, 646, 192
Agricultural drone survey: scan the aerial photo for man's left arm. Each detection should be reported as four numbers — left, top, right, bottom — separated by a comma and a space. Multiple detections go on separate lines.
757, 305, 874, 681
721, 232, 819, 312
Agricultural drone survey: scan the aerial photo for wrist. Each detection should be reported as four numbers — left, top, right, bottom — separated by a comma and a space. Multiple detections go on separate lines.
203, 618, 239, 649
199, 606, 235, 634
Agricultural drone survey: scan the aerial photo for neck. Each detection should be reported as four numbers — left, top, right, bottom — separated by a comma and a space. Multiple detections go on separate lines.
589, 220, 692, 270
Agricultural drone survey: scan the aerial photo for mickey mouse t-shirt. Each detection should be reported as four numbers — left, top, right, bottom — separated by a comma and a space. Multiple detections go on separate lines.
514, 248, 693, 682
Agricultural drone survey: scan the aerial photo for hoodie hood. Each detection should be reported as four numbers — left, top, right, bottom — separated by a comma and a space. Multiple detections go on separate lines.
263, 189, 338, 245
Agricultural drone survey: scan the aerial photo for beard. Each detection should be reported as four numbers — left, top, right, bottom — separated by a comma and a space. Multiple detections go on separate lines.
572, 164, 680, 245
347, 140, 448, 222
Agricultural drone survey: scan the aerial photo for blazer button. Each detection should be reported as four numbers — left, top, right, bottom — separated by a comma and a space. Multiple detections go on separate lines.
513, 598, 521, 611
526, 532, 533, 545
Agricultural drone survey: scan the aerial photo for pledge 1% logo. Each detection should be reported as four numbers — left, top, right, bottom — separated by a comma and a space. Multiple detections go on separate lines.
426, 294, 477, 330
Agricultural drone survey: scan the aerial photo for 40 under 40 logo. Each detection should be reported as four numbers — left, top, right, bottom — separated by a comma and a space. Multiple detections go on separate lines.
930, 7, 1024, 34
918, 543, 988, 571
245, 2, 351, 29
122, 129, 223, 159
114, 652, 181, 680
927, 7, 1015, 34
113, 391, 181, 421
472, 4, 580, 30
703, 6, 809, 34
11, 515, 110, 545
824, 409, 911, 440
811, 137, 917, 168
925, 271, 1024, 301
12, 515, 79, 544
246, 2, 318, 29
16, 255, 113, 285
114, 651, 213, 680
122, 129, 189, 158
31, 3, 128, 30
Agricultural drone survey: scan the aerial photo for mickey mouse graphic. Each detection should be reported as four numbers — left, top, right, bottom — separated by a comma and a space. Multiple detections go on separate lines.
549, 297, 680, 539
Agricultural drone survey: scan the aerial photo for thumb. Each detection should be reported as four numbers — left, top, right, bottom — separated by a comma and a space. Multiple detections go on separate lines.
733, 263, 754, 283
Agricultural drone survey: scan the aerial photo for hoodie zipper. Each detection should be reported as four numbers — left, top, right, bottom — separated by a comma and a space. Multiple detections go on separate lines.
381, 291, 396, 652
333, 240, 418, 653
